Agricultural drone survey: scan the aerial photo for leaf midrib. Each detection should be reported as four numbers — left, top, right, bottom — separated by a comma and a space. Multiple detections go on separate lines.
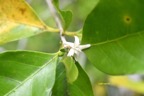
5, 54, 57, 96
91, 30, 144, 46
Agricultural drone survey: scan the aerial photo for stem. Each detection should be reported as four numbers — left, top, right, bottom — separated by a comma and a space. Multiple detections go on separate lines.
17, 38, 28, 50
46, 26, 59, 33
45, 26, 82, 38
45, 0, 83, 42
64, 30, 82, 39
46, 0, 66, 44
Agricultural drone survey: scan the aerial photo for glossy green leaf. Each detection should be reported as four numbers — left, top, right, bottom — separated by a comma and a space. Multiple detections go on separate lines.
82, 0, 144, 74
52, 62, 94, 96
62, 57, 78, 83
0, 51, 57, 96
0, 0, 57, 44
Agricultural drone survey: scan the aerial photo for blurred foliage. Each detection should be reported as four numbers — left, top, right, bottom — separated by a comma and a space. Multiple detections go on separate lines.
1, 0, 144, 96
59, 0, 99, 31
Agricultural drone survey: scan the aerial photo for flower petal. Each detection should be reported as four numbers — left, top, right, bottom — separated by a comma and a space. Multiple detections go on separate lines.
74, 36, 80, 46
64, 42, 74, 48
79, 44, 91, 50
67, 49, 75, 56
74, 49, 81, 55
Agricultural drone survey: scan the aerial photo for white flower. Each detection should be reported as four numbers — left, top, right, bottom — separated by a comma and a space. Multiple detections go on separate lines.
62, 36, 91, 61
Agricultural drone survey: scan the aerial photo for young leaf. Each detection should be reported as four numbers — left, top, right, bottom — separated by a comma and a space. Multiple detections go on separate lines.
0, 51, 57, 96
60, 11, 72, 30
53, 0, 72, 30
62, 57, 78, 84
82, 0, 144, 74
0, 0, 56, 44
52, 62, 94, 96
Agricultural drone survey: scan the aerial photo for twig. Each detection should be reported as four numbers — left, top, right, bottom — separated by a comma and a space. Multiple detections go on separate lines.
17, 38, 28, 50
46, 0, 66, 44
46, 0, 91, 62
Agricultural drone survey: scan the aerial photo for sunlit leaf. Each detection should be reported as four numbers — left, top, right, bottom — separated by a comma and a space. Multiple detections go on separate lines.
0, 0, 56, 44
0, 51, 57, 96
82, 0, 144, 74
109, 76, 144, 94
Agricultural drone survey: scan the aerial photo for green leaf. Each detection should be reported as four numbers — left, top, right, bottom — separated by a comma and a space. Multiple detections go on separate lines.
0, 51, 57, 96
62, 57, 78, 84
82, 0, 144, 74
0, 0, 57, 44
53, 0, 72, 30
53, 0, 59, 8
52, 62, 94, 96
60, 10, 72, 30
